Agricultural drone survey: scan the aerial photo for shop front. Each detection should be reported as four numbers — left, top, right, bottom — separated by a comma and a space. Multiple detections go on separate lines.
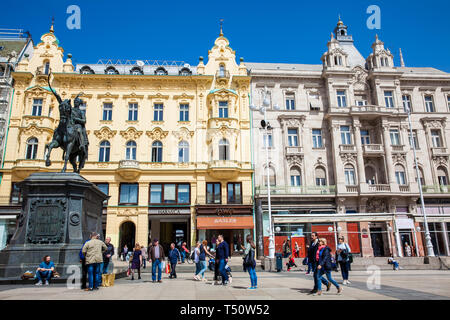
196, 205, 253, 255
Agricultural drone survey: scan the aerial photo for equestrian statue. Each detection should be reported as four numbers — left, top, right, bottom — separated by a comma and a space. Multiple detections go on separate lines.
45, 72, 89, 173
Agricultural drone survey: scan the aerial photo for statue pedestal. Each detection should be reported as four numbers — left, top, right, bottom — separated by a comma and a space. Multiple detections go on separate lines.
0, 172, 107, 280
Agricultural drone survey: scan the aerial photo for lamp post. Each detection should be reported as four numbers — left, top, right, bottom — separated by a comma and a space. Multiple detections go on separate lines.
250, 87, 280, 260
406, 106, 435, 257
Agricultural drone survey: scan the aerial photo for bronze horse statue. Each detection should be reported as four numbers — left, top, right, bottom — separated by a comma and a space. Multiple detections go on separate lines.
45, 73, 87, 173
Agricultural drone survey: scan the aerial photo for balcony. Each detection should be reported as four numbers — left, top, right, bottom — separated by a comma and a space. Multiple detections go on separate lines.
285, 146, 304, 156
215, 70, 230, 79
349, 105, 406, 119
339, 144, 357, 153
255, 185, 336, 196
423, 185, 450, 194
207, 160, 241, 180
399, 185, 411, 193
116, 160, 141, 180
345, 185, 358, 193
391, 145, 406, 153
368, 184, 391, 192
431, 147, 449, 157
363, 144, 384, 155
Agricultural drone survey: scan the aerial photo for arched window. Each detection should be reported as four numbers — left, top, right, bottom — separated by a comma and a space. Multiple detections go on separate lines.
179, 67, 191, 76
80, 66, 94, 74
178, 141, 189, 163
125, 141, 137, 160
344, 164, 356, 185
130, 67, 143, 75
437, 166, 448, 186
44, 61, 50, 75
290, 166, 301, 186
151, 141, 163, 162
395, 164, 407, 185
264, 166, 276, 187
415, 166, 425, 186
219, 139, 229, 160
315, 166, 327, 186
25, 137, 38, 159
99, 140, 110, 162
219, 64, 226, 77
105, 66, 118, 75
365, 166, 376, 185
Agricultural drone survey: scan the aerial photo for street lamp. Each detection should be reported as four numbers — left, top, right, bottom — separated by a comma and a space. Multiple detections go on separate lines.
405, 105, 435, 257
250, 87, 280, 260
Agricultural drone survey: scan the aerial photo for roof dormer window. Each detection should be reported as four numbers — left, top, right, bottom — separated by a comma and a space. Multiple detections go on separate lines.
155, 67, 168, 75
105, 66, 118, 75
179, 67, 191, 76
130, 67, 143, 75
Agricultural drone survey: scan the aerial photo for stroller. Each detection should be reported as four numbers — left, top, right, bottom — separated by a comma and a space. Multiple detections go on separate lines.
208, 257, 215, 271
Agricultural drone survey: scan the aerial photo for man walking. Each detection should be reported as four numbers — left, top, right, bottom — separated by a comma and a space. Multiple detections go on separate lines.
216, 235, 230, 286
79, 239, 90, 289
149, 239, 165, 283
82, 232, 107, 291
102, 237, 114, 274
308, 232, 329, 294
168, 243, 180, 279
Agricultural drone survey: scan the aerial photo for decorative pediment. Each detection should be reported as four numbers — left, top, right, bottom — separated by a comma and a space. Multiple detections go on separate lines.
147, 93, 169, 100
433, 156, 448, 166
366, 199, 387, 213
173, 93, 195, 100
97, 92, 119, 99
146, 127, 169, 140
24, 85, 52, 97
392, 154, 406, 164
421, 118, 446, 129
172, 127, 195, 141
278, 115, 306, 128
94, 126, 117, 140
122, 93, 144, 99
120, 127, 143, 140
20, 124, 44, 136
340, 153, 356, 164
117, 208, 139, 216
208, 88, 238, 99
286, 155, 303, 167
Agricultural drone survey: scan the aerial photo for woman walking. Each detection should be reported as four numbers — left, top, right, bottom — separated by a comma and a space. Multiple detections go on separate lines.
314, 238, 342, 296
196, 240, 213, 282
336, 236, 351, 285
241, 235, 257, 289
141, 245, 147, 269
130, 243, 142, 280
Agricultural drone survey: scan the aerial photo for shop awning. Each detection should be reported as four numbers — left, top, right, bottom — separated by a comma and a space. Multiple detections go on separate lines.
197, 216, 254, 229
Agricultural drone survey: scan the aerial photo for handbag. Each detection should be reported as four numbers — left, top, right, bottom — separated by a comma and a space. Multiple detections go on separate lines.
243, 249, 256, 268
160, 260, 166, 270
345, 244, 353, 263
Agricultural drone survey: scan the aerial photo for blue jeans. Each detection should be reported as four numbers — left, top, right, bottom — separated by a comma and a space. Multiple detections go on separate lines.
339, 261, 349, 280
87, 263, 101, 289
197, 260, 207, 279
181, 251, 186, 263
307, 262, 312, 273
218, 259, 229, 284
142, 259, 146, 269
247, 266, 257, 287
152, 259, 162, 281
195, 261, 201, 275
102, 261, 109, 274
36, 270, 52, 282
312, 262, 328, 290
317, 268, 340, 291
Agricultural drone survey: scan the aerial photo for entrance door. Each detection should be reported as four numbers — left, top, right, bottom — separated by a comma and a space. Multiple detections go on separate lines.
400, 232, 413, 256
160, 222, 187, 253
119, 221, 136, 253
370, 228, 385, 257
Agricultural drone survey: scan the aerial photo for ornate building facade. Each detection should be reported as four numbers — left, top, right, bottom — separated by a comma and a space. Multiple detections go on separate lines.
0, 25, 254, 253
250, 19, 450, 257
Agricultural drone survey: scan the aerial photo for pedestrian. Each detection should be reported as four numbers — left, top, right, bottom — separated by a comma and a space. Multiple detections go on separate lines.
168, 243, 181, 279
307, 232, 329, 294
35, 255, 55, 286
102, 237, 114, 274
79, 238, 90, 289
180, 242, 189, 263
336, 236, 351, 285
388, 256, 400, 270
196, 240, 213, 282
283, 239, 291, 258
241, 234, 257, 289
286, 254, 297, 271
216, 234, 230, 286
122, 244, 128, 261
82, 231, 107, 291
149, 239, 165, 283
305, 245, 312, 275
314, 238, 342, 296
141, 245, 147, 269
213, 239, 221, 285
294, 242, 300, 258
404, 242, 412, 257
130, 243, 142, 280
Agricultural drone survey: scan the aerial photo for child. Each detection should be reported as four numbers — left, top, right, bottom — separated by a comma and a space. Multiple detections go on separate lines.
388, 257, 400, 270
286, 255, 297, 271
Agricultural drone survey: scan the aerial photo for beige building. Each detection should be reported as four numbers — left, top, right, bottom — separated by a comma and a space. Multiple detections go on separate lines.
0, 24, 254, 253
249, 19, 450, 258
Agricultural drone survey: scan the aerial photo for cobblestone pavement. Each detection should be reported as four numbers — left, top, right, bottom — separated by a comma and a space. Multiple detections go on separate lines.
0, 268, 449, 300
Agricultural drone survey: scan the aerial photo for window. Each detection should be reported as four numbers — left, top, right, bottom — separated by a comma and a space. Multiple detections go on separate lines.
105, 67, 118, 75
10, 183, 22, 204
335, 55, 343, 66
425, 95, 435, 113
154, 104, 164, 121
177, 184, 190, 204
285, 94, 295, 110
179, 68, 191, 76
99, 140, 110, 162
32, 99, 43, 116
290, 167, 301, 186
431, 130, 442, 148
437, 167, 448, 186
287, 129, 299, 147
151, 141, 163, 162
102, 103, 112, 121
340, 126, 351, 145
155, 67, 167, 75
264, 167, 276, 186
206, 183, 221, 204
409, 130, 419, 149
119, 183, 138, 205
179, 104, 189, 121
360, 130, 370, 145
402, 95, 411, 112
219, 139, 229, 160
178, 141, 189, 163
227, 183, 242, 204
415, 167, 425, 186
128, 103, 138, 121
312, 129, 323, 148
125, 141, 137, 160
315, 167, 327, 186
344, 165, 356, 185
163, 184, 176, 204
384, 91, 395, 108
390, 129, 400, 146
219, 101, 229, 118
44, 61, 50, 75
95, 183, 109, 206
26, 137, 38, 159
337, 90, 347, 107
395, 165, 407, 185
150, 184, 162, 203
130, 68, 142, 75
263, 133, 273, 148
219, 64, 226, 77
447, 95, 450, 110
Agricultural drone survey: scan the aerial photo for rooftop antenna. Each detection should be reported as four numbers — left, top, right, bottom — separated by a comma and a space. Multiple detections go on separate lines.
219, 19, 224, 36
50, 16, 55, 33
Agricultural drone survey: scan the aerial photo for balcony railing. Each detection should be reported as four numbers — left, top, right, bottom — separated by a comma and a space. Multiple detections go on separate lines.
391, 145, 406, 153
285, 146, 304, 155
255, 185, 336, 196
363, 144, 384, 154
368, 184, 391, 192
345, 185, 358, 193
399, 185, 410, 192
423, 185, 450, 194
431, 147, 449, 157
215, 70, 230, 79
118, 159, 140, 169
339, 144, 357, 153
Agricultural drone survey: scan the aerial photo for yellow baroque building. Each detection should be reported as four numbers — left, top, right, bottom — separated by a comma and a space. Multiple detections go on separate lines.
0, 25, 254, 254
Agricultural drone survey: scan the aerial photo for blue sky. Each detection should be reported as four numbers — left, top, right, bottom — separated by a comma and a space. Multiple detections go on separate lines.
2, 0, 450, 71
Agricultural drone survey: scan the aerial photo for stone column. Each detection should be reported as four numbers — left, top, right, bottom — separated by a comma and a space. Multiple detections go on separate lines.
255, 198, 264, 258
330, 122, 346, 193
441, 222, 450, 256
381, 121, 397, 187
353, 118, 367, 191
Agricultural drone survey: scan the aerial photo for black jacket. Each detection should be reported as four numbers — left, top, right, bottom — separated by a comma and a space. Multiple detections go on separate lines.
318, 246, 333, 271
307, 239, 320, 263
103, 243, 115, 262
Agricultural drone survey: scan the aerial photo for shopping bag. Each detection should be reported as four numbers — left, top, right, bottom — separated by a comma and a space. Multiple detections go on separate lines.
165, 262, 170, 274
102, 273, 115, 287
160, 260, 166, 271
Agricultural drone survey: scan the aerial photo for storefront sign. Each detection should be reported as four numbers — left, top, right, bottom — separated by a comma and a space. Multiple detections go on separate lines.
197, 216, 254, 229
148, 208, 191, 215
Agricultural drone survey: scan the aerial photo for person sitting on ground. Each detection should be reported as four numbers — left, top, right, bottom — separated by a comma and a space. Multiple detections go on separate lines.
388, 256, 400, 270
35, 255, 55, 286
